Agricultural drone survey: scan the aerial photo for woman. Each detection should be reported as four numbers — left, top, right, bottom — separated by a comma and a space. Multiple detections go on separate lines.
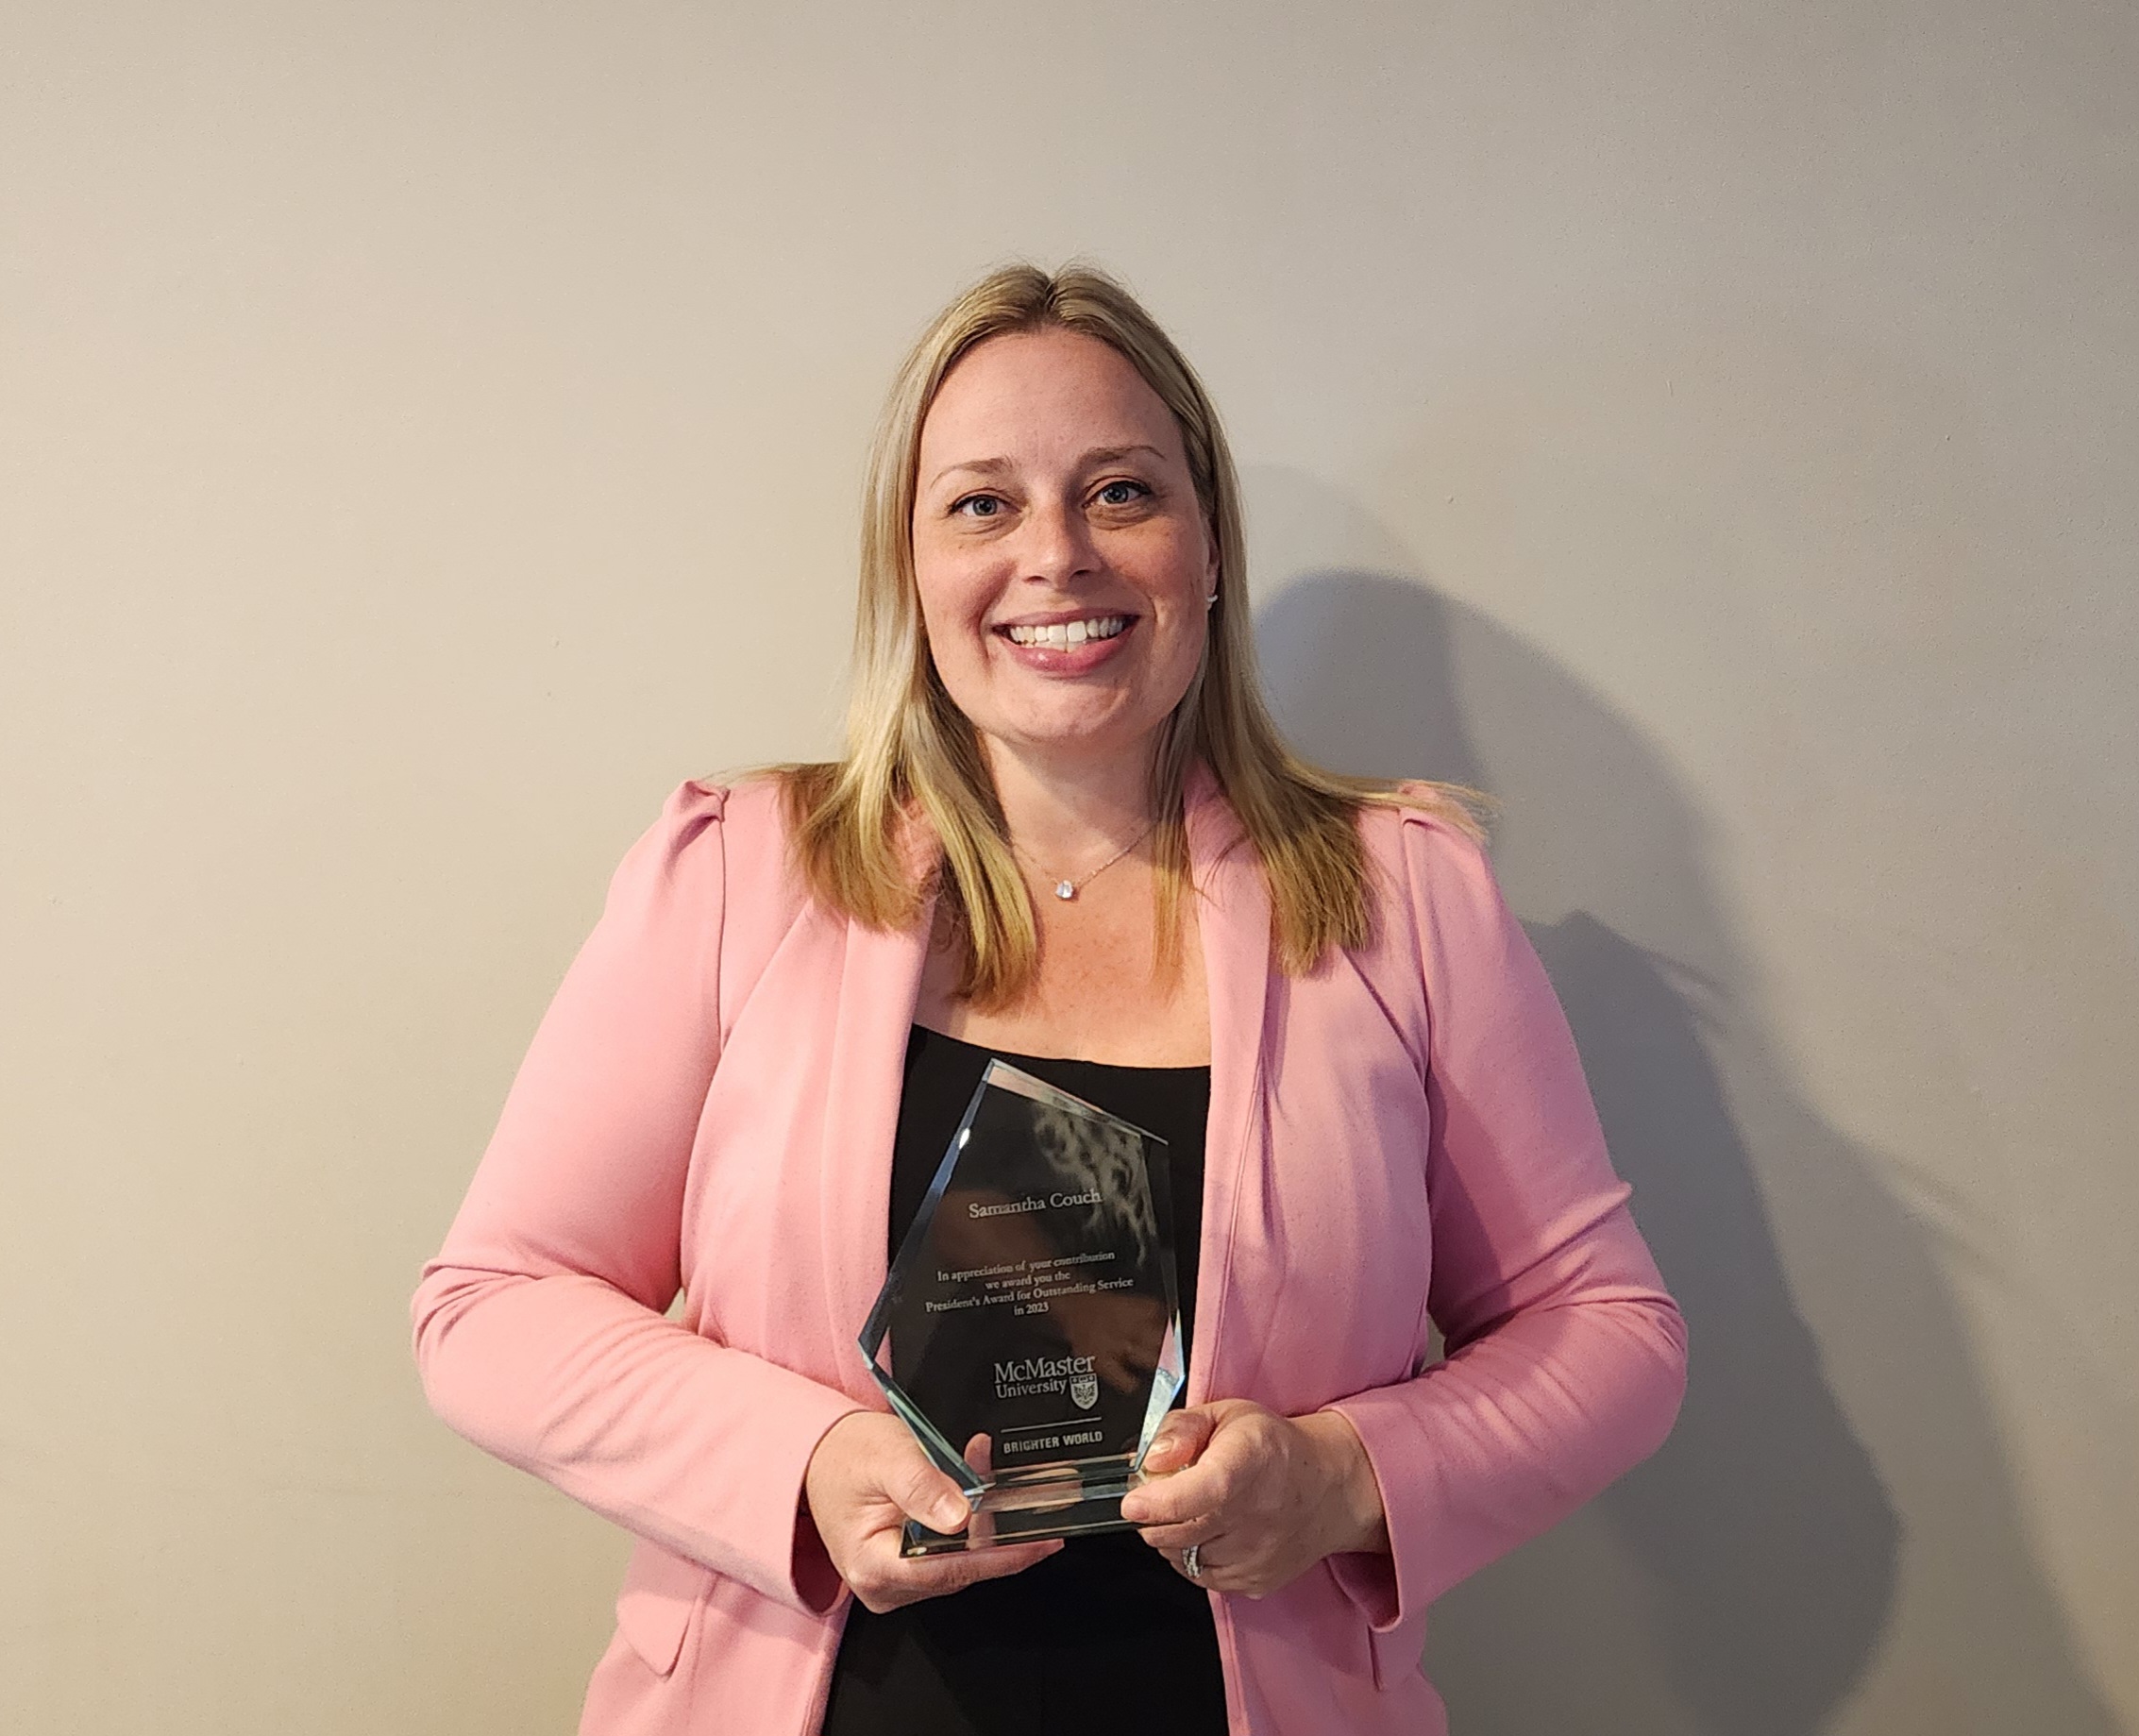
413, 262, 1687, 1735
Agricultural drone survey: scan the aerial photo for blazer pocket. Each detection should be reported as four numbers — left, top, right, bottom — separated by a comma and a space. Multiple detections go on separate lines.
614, 1541, 715, 1679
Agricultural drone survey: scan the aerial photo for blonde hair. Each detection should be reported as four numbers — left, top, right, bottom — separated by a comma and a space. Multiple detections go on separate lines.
778, 261, 1484, 1005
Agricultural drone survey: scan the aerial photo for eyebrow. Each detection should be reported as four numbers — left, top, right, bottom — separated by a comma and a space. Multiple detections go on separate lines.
924, 444, 1169, 492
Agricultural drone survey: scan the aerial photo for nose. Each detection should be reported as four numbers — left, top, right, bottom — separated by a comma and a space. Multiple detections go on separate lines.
1018, 496, 1099, 585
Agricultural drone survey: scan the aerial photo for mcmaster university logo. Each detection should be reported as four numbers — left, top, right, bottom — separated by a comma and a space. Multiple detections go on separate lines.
992, 1352, 1099, 1403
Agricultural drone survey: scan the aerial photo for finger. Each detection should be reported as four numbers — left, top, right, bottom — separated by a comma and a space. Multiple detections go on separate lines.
935, 1538, 1063, 1590
1170, 1546, 1219, 1584
856, 1538, 1062, 1610
1120, 1443, 1236, 1525
1139, 1407, 1219, 1477
1135, 1516, 1218, 1554
1127, 1403, 1265, 1519
886, 1452, 978, 1536
901, 1536, 1062, 1592
1163, 1540, 1243, 1590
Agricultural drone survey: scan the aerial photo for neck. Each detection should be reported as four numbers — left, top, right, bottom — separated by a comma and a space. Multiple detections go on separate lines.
982, 734, 1161, 868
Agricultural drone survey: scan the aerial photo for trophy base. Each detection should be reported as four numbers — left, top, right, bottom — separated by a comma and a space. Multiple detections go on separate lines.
900, 1461, 1150, 1557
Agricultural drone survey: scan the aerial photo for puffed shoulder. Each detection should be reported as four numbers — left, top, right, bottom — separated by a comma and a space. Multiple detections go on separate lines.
653, 775, 730, 840
1356, 781, 1496, 878
1348, 784, 1514, 987
582, 782, 728, 968
598, 778, 722, 896
605, 772, 812, 959
617, 772, 796, 878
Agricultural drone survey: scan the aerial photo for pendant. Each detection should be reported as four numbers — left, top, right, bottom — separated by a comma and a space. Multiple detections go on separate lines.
1054, 880, 1076, 901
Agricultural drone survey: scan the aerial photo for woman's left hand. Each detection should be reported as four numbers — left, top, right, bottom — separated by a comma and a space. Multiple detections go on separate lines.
1117, 1400, 1390, 1596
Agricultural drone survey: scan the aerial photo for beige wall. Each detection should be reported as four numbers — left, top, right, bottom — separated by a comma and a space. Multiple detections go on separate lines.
4, 3, 2132, 1731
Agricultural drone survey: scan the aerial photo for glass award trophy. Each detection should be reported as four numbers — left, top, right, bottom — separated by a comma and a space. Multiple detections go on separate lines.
857, 1059, 1187, 1557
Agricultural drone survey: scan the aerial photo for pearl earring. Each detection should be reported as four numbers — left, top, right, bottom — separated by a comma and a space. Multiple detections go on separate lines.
1204, 591, 1219, 606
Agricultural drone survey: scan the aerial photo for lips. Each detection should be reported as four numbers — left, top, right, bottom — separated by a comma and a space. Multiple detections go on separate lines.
992, 612, 1138, 672
997, 613, 1131, 650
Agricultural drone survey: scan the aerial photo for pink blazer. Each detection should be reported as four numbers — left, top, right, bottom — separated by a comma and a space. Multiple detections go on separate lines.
412, 767, 1686, 1735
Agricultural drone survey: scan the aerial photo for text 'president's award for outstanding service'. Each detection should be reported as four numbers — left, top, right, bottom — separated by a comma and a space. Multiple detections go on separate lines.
857, 1060, 1187, 1557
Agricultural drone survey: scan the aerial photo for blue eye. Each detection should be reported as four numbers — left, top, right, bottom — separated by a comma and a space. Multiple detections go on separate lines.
952, 494, 1004, 519
1094, 479, 1150, 508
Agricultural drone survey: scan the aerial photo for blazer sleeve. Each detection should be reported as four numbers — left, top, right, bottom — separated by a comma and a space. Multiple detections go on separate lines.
1323, 808, 1688, 1632
410, 780, 863, 1615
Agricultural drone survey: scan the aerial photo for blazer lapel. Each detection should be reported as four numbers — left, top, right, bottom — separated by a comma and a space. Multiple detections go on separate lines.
1183, 765, 1272, 1403
816, 886, 936, 1390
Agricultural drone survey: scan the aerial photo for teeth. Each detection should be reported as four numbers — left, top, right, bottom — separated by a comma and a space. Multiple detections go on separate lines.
1005, 615, 1126, 648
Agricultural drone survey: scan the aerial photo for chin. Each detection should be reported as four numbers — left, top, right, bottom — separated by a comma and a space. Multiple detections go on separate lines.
994, 718, 1148, 760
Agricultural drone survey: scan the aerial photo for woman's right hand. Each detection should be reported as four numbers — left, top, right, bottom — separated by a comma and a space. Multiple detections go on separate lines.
802, 1412, 1062, 1612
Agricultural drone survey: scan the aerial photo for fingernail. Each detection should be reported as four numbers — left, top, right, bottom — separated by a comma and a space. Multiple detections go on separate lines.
932, 1496, 968, 1530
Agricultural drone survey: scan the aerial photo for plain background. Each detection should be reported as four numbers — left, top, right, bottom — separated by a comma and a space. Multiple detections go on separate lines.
3, 3, 2133, 1732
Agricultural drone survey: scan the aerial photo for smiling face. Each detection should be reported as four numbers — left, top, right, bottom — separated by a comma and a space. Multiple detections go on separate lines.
910, 328, 1219, 782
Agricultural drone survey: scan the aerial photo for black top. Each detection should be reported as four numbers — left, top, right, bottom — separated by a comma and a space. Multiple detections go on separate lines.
819, 1024, 1229, 1736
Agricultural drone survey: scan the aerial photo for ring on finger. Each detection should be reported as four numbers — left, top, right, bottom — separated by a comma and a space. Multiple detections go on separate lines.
1182, 1542, 1204, 1579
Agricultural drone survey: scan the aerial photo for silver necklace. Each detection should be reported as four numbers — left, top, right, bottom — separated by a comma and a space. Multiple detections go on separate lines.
1013, 820, 1156, 901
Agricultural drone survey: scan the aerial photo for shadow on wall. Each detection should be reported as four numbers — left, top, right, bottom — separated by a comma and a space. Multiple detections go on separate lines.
1250, 541, 2118, 1733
